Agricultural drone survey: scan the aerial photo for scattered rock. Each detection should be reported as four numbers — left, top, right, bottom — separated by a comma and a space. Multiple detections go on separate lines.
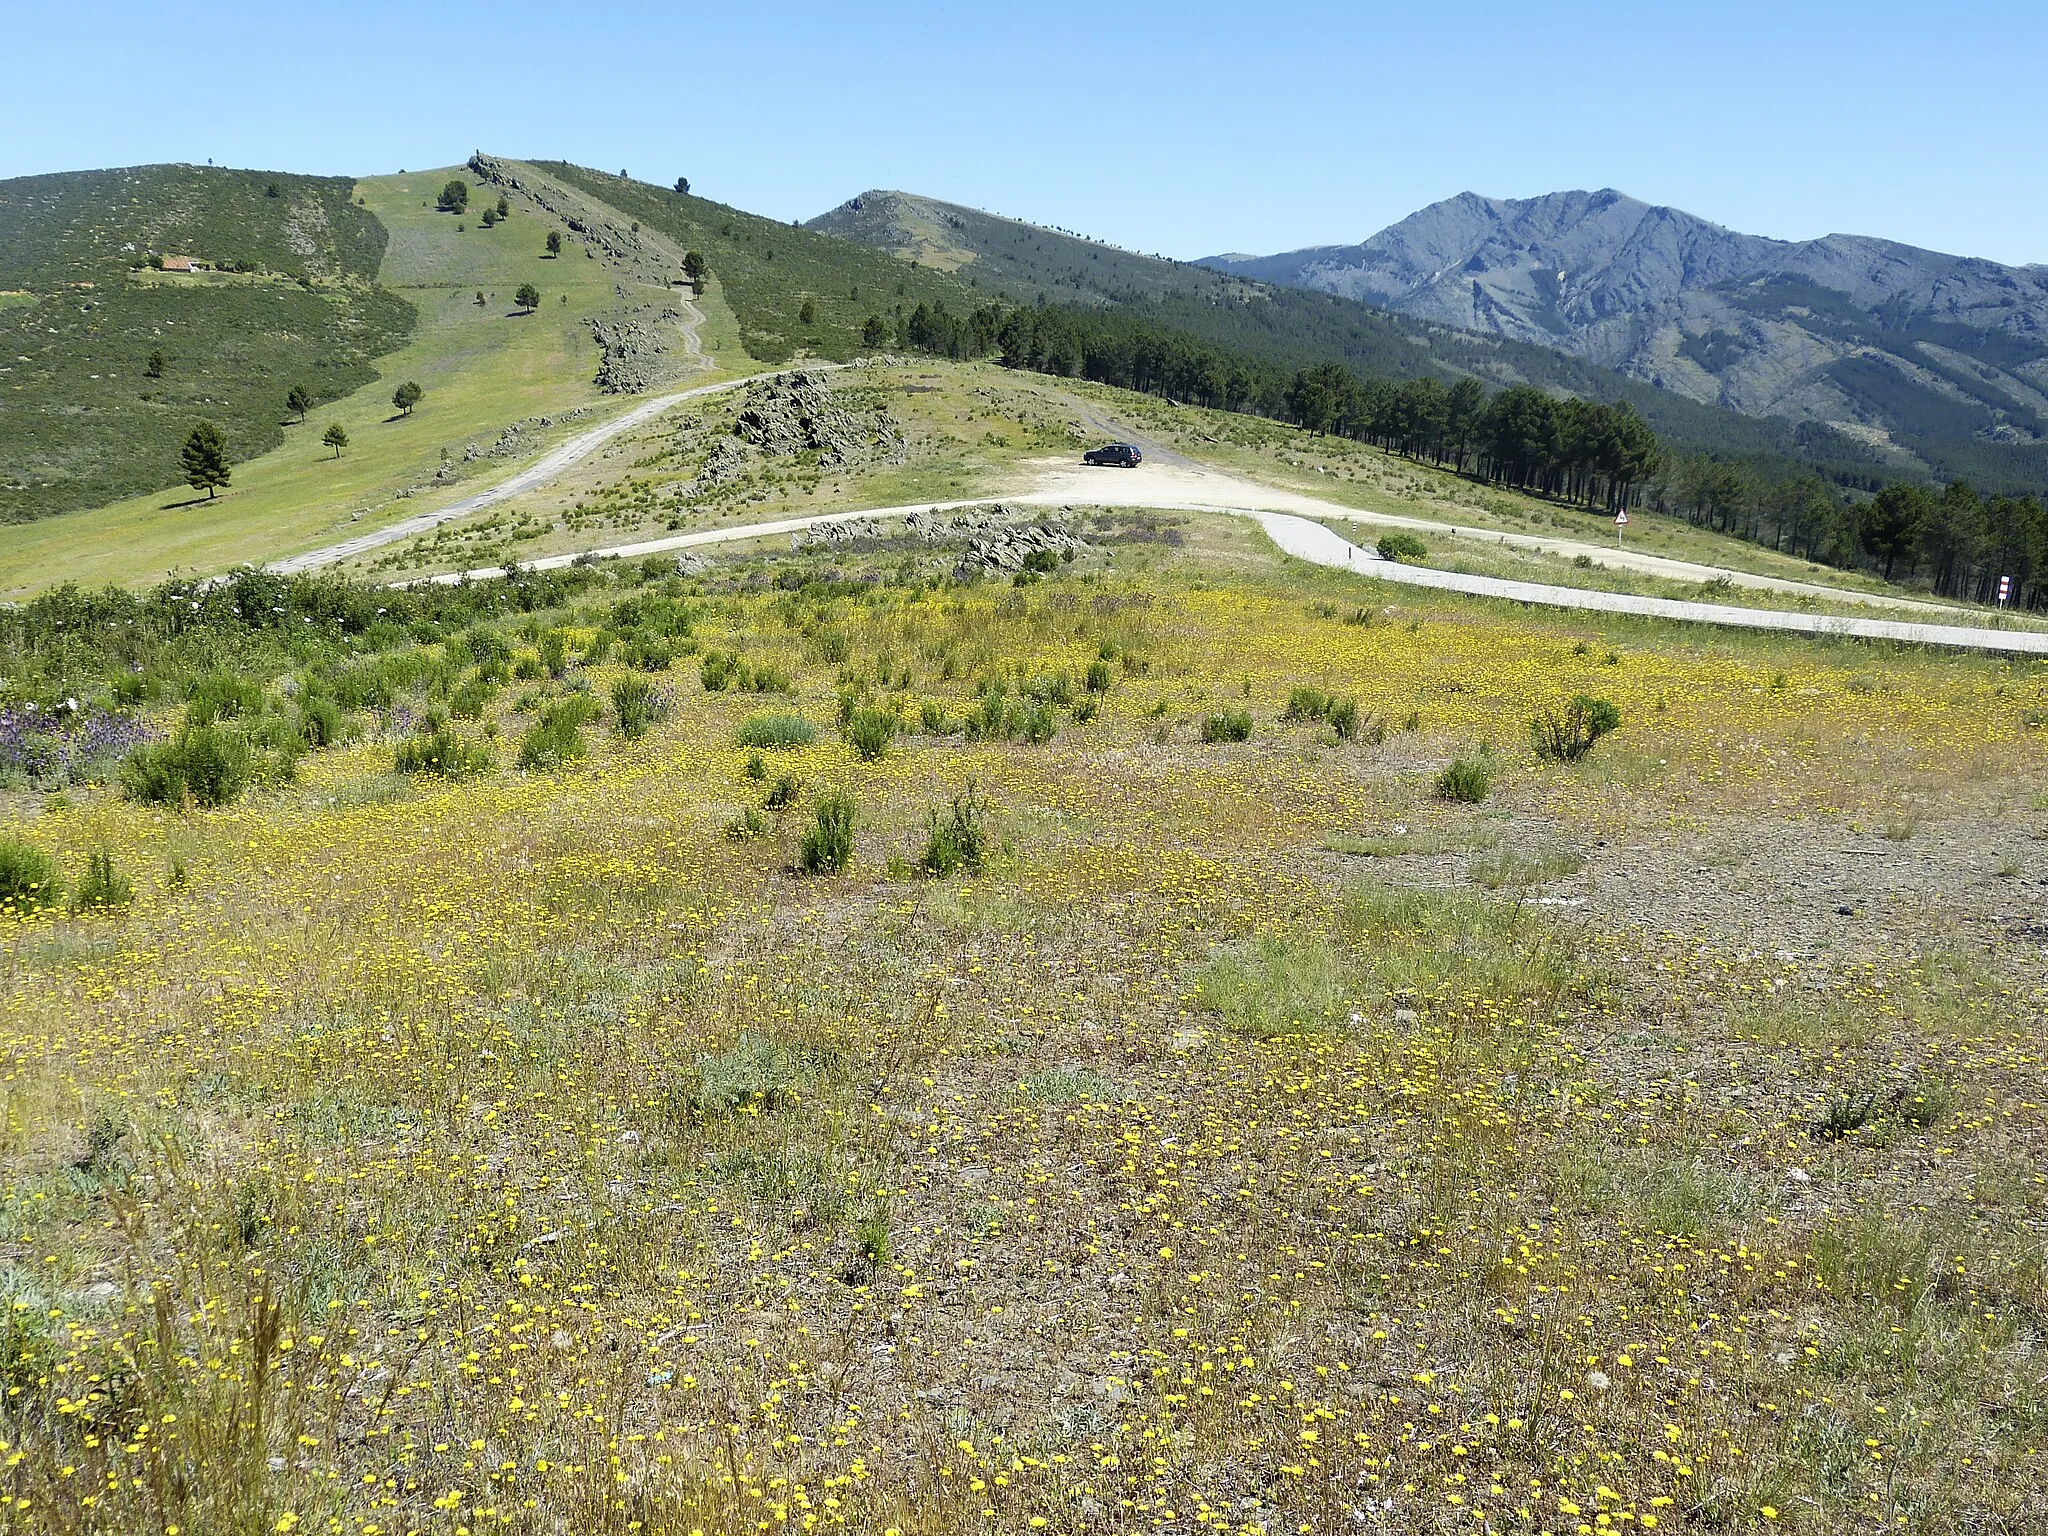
591, 314, 671, 394
732, 369, 904, 465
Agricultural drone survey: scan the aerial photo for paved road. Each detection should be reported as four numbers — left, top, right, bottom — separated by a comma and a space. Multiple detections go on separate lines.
396, 496, 2048, 656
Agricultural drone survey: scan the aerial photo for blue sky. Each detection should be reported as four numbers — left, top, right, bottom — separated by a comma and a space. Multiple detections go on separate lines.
7, 0, 2045, 264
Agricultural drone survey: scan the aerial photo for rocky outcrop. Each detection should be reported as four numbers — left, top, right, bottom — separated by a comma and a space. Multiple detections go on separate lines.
733, 369, 905, 464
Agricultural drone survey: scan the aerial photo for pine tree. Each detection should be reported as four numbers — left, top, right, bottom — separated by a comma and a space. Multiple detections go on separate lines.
285, 384, 311, 422
323, 423, 349, 458
393, 380, 423, 416
180, 421, 231, 498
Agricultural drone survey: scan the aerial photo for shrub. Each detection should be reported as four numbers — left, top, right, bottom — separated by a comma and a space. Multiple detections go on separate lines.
70, 851, 133, 914
1378, 531, 1429, 563
1085, 659, 1113, 693
538, 630, 569, 679
724, 805, 769, 841
1284, 687, 1331, 721
1435, 754, 1496, 803
735, 713, 816, 749
1202, 710, 1253, 743
1017, 702, 1057, 744
611, 675, 669, 740
450, 676, 498, 720
799, 792, 856, 874
296, 696, 349, 748
185, 671, 264, 727
123, 727, 254, 807
394, 713, 492, 777
624, 633, 675, 671
1326, 697, 1360, 740
700, 651, 737, 691
919, 699, 950, 734
763, 773, 801, 811
693, 1033, 805, 1114
920, 780, 989, 877
0, 840, 63, 914
745, 664, 795, 695
517, 695, 601, 771
846, 707, 895, 762
1530, 694, 1622, 763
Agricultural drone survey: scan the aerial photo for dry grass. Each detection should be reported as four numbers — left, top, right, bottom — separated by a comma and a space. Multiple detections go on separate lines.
1, 554, 2046, 1534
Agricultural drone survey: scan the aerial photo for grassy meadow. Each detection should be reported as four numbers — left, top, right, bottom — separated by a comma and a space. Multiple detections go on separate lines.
0, 523, 2043, 1535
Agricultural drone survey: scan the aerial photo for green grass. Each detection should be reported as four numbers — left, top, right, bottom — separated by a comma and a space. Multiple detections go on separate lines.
0, 165, 412, 523
0, 165, 754, 597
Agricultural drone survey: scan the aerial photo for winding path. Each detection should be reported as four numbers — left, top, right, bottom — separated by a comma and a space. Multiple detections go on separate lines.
396, 497, 2048, 656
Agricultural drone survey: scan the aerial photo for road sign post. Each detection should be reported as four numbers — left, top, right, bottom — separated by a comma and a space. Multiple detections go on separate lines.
1999, 574, 2012, 608
1614, 508, 1629, 548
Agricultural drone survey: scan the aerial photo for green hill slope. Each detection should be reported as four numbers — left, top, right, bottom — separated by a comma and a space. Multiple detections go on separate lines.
806, 189, 1902, 487
0, 165, 415, 521
540, 164, 977, 364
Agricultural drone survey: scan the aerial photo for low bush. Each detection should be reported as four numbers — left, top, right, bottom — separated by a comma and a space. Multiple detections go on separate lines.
1283, 687, 1362, 739
1084, 659, 1113, 693
1284, 687, 1331, 721
610, 675, 669, 740
1435, 754, 1496, 803
295, 696, 349, 748
724, 805, 769, 841
693, 1032, 806, 1114
70, 851, 133, 914
846, 707, 895, 762
185, 671, 265, 726
122, 727, 257, 807
920, 780, 989, 877
1530, 694, 1622, 762
1377, 531, 1429, 564
1202, 710, 1253, 743
735, 713, 817, 750
517, 695, 601, 771
799, 791, 856, 874
763, 773, 801, 811
394, 712, 492, 777
0, 840, 63, 914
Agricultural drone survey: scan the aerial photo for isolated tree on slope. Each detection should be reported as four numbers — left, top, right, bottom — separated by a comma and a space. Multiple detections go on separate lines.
437, 179, 469, 214
180, 421, 230, 498
682, 250, 706, 293
393, 380, 423, 416
285, 384, 311, 422
515, 283, 540, 313
323, 423, 349, 458
546, 230, 562, 257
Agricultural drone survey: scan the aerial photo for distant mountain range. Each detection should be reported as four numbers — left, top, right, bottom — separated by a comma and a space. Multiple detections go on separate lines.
1199, 190, 2048, 484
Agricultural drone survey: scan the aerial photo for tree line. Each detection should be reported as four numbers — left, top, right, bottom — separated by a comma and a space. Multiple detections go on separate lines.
895, 299, 1660, 511
887, 297, 2048, 605
1647, 456, 2048, 604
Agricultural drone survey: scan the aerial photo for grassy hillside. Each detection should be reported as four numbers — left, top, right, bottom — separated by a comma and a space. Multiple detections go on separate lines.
0, 164, 744, 596
543, 163, 976, 364
808, 190, 1900, 485
0, 165, 416, 520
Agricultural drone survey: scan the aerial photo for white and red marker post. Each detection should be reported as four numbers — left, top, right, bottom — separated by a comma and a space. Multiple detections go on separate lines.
1999, 574, 2012, 608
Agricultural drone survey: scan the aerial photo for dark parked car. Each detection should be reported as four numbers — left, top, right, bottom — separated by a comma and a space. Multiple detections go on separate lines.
1083, 443, 1142, 468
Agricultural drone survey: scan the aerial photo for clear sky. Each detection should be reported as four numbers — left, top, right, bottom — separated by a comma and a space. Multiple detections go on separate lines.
7, 0, 2045, 265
